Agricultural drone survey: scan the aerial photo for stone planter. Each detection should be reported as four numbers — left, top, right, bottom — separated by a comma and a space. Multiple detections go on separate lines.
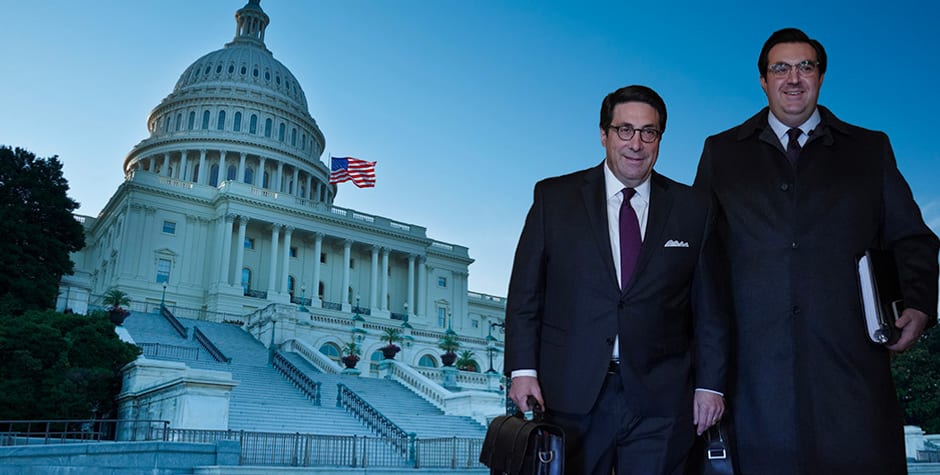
441, 351, 457, 367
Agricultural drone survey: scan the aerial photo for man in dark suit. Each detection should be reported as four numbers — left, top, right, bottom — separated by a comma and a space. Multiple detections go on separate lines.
694, 28, 939, 474
505, 85, 728, 474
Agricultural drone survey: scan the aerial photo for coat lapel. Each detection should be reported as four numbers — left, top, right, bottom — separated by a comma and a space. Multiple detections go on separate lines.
580, 163, 619, 288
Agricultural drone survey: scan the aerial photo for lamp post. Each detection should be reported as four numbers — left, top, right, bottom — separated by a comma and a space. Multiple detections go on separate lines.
298, 285, 308, 312
401, 302, 412, 328
160, 281, 167, 308
267, 316, 278, 365
353, 294, 364, 321
486, 322, 503, 373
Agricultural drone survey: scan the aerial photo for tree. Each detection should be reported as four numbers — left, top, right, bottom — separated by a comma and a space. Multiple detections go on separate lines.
893, 325, 940, 433
0, 146, 85, 314
456, 350, 478, 372
0, 309, 140, 420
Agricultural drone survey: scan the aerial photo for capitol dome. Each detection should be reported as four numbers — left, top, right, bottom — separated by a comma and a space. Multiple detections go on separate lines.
124, 0, 333, 204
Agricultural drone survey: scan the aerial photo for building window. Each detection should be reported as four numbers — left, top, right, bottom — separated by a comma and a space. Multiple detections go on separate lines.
437, 307, 447, 328
162, 221, 176, 234
291, 128, 297, 146
162, 115, 170, 133
287, 276, 295, 298
201, 110, 210, 129
264, 118, 272, 138
418, 355, 438, 368
301, 133, 306, 150
188, 111, 195, 130
471, 319, 479, 329
245, 238, 255, 250
349, 258, 355, 269
438, 277, 447, 288
233, 112, 242, 132
227, 165, 236, 181
217, 110, 226, 130
278, 123, 285, 142
209, 164, 219, 186
318, 281, 324, 299
262, 172, 269, 188
175, 113, 182, 131
156, 258, 171, 283
320, 253, 326, 264
319, 343, 341, 364
289, 247, 298, 258
244, 167, 254, 184
241, 268, 251, 294
249, 114, 257, 134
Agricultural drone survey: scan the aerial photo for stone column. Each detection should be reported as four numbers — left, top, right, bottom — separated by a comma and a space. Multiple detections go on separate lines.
179, 151, 188, 181
312, 233, 323, 302
234, 216, 249, 290
276, 161, 284, 192
162, 153, 171, 176
291, 166, 300, 196
369, 246, 379, 309
219, 150, 228, 183
268, 225, 280, 293
218, 214, 235, 285
238, 152, 247, 183
407, 254, 416, 316
305, 175, 313, 200
380, 249, 390, 311
258, 157, 266, 187
198, 149, 207, 184
342, 240, 352, 303
417, 256, 427, 317
281, 227, 293, 294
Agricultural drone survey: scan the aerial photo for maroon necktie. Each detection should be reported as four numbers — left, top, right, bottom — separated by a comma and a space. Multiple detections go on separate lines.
786, 127, 802, 165
619, 188, 641, 289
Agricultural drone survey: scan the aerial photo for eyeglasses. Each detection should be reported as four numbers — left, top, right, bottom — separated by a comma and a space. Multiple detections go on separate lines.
767, 60, 820, 78
608, 125, 661, 143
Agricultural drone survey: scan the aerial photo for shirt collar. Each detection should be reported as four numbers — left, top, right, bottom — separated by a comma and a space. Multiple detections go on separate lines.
603, 161, 651, 202
767, 108, 821, 142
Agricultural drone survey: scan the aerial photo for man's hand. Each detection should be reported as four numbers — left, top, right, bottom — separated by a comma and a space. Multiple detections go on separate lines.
693, 391, 725, 436
887, 308, 929, 353
509, 376, 544, 411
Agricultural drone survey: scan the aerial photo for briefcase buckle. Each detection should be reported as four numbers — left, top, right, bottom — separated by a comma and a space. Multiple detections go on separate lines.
538, 450, 555, 463
707, 448, 727, 460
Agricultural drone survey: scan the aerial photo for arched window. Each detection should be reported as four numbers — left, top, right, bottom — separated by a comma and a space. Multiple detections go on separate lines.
249, 114, 258, 134
162, 115, 170, 133
175, 113, 182, 131
188, 111, 196, 130
262, 171, 270, 188
244, 167, 254, 184
217, 110, 226, 130
301, 133, 306, 150
369, 351, 383, 374
241, 268, 251, 294
291, 128, 297, 146
419, 355, 438, 368
192, 164, 200, 182
227, 165, 237, 181
209, 164, 219, 186
201, 110, 210, 129
319, 343, 341, 364
278, 123, 285, 142
264, 118, 272, 138
233, 112, 242, 132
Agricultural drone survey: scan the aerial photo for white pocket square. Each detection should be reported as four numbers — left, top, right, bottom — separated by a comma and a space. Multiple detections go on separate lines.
664, 239, 689, 248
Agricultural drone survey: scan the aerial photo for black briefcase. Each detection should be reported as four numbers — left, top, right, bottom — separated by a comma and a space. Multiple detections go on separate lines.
480, 399, 564, 474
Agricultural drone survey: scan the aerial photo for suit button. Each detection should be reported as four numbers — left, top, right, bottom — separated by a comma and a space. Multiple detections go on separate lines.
781, 183, 791, 191
791, 242, 799, 249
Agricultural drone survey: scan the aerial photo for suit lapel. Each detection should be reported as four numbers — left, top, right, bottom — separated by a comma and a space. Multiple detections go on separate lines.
627, 172, 673, 292
580, 163, 620, 288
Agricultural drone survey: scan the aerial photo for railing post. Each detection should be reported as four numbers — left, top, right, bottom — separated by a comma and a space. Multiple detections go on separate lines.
408, 432, 417, 467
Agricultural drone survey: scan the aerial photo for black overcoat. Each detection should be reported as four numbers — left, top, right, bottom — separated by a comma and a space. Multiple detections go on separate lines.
694, 106, 939, 475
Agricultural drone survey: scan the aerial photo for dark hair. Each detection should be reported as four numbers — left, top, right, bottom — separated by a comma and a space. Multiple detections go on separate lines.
758, 28, 827, 79
599, 85, 667, 134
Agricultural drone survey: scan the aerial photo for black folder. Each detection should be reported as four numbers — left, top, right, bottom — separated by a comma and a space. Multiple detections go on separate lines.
857, 249, 903, 345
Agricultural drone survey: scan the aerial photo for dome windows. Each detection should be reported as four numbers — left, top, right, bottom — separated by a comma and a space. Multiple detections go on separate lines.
233, 112, 242, 132
240, 66, 247, 75
188, 111, 196, 130
217, 110, 226, 130
249, 114, 258, 134
204, 66, 211, 76
202, 110, 210, 130
278, 123, 285, 142
265, 71, 271, 81
253, 68, 259, 77
216, 65, 222, 74
264, 118, 272, 138
228, 65, 235, 74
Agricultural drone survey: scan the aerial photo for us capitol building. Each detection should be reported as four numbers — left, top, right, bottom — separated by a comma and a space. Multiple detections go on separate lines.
58, 0, 507, 381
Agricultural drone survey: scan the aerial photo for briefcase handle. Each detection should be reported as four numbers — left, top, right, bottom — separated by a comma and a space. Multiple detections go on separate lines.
526, 396, 546, 422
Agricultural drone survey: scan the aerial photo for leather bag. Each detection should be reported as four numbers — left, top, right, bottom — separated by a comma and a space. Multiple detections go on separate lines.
700, 420, 734, 475
479, 399, 564, 475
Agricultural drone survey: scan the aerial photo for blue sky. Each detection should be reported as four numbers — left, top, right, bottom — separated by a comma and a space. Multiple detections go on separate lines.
1, 1, 938, 297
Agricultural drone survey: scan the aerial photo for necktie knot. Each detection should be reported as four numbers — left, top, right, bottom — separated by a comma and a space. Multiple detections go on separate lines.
786, 128, 803, 165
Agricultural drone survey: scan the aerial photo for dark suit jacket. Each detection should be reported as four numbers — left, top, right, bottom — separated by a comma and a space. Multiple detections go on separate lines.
504, 164, 728, 418
694, 106, 939, 475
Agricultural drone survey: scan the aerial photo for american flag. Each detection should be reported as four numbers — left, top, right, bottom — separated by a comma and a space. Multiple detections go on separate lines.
329, 156, 376, 188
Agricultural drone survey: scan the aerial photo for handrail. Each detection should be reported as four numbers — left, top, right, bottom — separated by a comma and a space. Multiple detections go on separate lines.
192, 326, 230, 363
137, 342, 200, 360
272, 351, 321, 405
0, 419, 169, 444
160, 304, 187, 338
336, 383, 410, 453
